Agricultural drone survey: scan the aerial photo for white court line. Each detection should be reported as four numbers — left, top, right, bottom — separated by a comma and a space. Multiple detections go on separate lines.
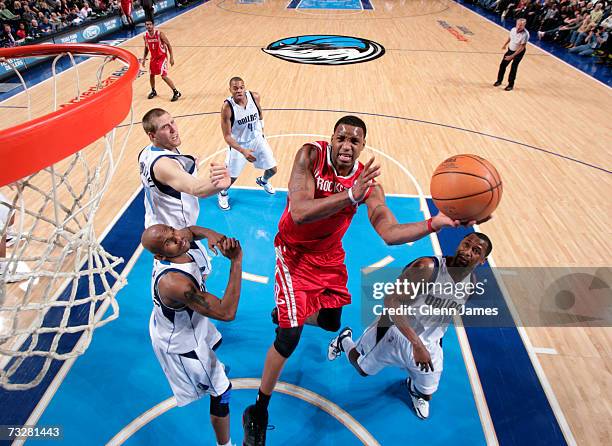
455, 1, 610, 90
242, 271, 269, 284
478, 242, 577, 445
108, 378, 380, 446
367, 255, 394, 269
533, 347, 559, 356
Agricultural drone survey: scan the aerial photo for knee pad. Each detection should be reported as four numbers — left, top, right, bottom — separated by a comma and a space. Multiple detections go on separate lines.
273, 326, 303, 358
317, 308, 342, 332
210, 383, 231, 417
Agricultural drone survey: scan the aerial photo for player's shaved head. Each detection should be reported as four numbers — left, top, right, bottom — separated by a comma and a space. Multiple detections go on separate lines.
142, 108, 169, 134
229, 76, 244, 85
141, 224, 168, 255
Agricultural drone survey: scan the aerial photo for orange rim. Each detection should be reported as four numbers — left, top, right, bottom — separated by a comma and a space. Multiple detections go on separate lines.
0, 44, 139, 186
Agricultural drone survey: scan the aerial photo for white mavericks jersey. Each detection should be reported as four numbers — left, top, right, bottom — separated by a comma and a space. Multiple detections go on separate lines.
407, 256, 475, 345
139, 145, 199, 229
149, 241, 220, 353
225, 90, 263, 145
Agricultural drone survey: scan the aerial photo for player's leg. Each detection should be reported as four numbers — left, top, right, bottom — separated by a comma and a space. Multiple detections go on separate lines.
210, 384, 232, 446
161, 74, 181, 101
243, 243, 309, 446
253, 137, 278, 194
148, 73, 157, 99
406, 340, 443, 419
243, 327, 303, 445
218, 149, 247, 210
305, 306, 342, 332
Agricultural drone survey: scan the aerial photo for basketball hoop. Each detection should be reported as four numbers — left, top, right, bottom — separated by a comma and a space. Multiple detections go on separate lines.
0, 44, 139, 390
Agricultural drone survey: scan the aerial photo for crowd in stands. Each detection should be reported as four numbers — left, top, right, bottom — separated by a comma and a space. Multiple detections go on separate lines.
0, 0, 144, 47
469, 0, 611, 60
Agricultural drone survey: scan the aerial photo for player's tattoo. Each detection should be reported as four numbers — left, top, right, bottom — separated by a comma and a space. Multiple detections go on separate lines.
184, 289, 211, 311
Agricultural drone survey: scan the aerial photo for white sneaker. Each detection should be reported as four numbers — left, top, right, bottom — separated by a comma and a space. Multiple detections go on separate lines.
327, 326, 352, 361
217, 192, 230, 211
256, 176, 275, 195
407, 378, 429, 419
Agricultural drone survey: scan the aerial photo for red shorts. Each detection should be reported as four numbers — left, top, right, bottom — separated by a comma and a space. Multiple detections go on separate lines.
149, 57, 168, 76
120, 0, 132, 16
274, 236, 351, 328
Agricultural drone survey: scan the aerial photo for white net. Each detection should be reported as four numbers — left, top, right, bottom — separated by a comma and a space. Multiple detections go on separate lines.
0, 47, 135, 390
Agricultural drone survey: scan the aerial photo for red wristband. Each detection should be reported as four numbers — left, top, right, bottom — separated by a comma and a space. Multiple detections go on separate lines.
427, 218, 435, 233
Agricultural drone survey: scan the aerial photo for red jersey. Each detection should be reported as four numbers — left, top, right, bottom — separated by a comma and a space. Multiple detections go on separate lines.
144, 30, 167, 60
277, 141, 371, 253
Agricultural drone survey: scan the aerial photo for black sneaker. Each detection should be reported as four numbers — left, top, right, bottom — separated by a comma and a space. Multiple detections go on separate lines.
147, 90, 157, 99
171, 90, 182, 102
493, 81, 502, 87
504, 85, 514, 91
243, 405, 267, 446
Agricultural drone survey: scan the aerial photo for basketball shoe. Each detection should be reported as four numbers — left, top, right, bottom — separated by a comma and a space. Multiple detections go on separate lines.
407, 378, 429, 419
217, 191, 230, 211
255, 177, 275, 194
327, 326, 352, 361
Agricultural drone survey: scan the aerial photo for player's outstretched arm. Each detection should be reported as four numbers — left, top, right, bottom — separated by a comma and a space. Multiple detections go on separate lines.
153, 157, 229, 198
158, 238, 243, 321
289, 147, 379, 224
384, 258, 435, 372
365, 185, 464, 245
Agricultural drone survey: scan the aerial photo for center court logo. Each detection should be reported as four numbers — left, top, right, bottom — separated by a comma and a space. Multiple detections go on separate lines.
262, 35, 385, 66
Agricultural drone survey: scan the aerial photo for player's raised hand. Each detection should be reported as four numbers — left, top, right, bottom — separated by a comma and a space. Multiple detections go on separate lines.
413, 343, 434, 373
241, 149, 257, 163
210, 162, 231, 190
351, 157, 380, 202
218, 237, 242, 261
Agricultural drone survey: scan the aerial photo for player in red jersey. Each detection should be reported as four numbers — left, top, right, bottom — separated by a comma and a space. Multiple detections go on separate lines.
242, 115, 479, 445
141, 20, 181, 102
120, 0, 134, 29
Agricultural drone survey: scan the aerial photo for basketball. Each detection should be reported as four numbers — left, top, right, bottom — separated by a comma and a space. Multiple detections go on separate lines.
430, 154, 502, 222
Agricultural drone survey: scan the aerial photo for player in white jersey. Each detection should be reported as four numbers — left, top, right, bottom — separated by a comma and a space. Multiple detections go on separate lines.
328, 233, 492, 419
217, 77, 277, 211
142, 223, 243, 446
139, 108, 231, 228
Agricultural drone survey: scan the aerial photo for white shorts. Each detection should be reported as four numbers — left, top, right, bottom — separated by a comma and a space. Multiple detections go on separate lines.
225, 135, 276, 178
355, 324, 443, 395
151, 338, 230, 406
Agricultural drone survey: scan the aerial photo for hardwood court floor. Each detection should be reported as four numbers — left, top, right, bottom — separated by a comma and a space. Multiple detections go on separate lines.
1, 0, 610, 444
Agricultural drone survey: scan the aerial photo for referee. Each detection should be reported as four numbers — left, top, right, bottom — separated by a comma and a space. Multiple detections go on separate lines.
494, 18, 529, 91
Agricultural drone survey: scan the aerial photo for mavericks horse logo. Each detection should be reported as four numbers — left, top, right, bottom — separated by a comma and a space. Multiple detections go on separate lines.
263, 35, 385, 66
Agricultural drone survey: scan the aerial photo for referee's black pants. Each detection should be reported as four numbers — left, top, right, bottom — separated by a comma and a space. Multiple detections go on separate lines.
496, 49, 525, 87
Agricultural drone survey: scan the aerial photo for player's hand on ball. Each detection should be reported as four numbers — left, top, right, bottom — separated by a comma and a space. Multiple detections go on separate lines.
352, 157, 380, 201
210, 162, 231, 190
218, 238, 242, 261
241, 149, 257, 163
413, 343, 434, 372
